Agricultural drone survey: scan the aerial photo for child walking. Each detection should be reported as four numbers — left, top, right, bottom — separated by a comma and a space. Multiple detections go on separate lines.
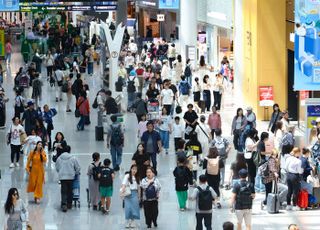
99, 159, 115, 214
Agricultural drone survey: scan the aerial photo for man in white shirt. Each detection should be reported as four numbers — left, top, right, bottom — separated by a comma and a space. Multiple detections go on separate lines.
160, 79, 174, 115
281, 110, 290, 132
54, 68, 64, 102
124, 51, 135, 74
195, 115, 212, 159
173, 116, 184, 151
128, 39, 138, 56
7, 117, 25, 168
161, 60, 170, 80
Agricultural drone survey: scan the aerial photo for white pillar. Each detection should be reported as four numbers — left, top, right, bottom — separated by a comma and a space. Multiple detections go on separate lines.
180, 0, 198, 67
234, 0, 244, 106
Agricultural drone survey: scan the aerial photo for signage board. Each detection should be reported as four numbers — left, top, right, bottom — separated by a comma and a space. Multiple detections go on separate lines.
300, 90, 309, 106
159, 0, 179, 9
0, 0, 20, 11
258, 86, 274, 107
294, 0, 320, 90
0, 29, 5, 57
157, 14, 165, 22
20, 4, 117, 11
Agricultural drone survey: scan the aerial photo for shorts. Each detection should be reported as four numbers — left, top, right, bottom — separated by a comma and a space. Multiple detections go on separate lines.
235, 209, 252, 226
99, 186, 113, 197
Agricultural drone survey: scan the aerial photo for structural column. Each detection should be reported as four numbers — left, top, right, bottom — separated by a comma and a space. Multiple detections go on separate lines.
116, 0, 128, 26
180, 0, 197, 67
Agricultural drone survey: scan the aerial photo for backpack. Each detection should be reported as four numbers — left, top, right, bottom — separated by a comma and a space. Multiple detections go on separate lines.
115, 77, 124, 92
236, 181, 253, 209
92, 95, 98, 109
71, 81, 78, 95
127, 77, 136, 93
257, 160, 269, 180
99, 167, 113, 187
145, 182, 157, 200
197, 186, 213, 210
110, 125, 123, 146
175, 167, 187, 187
92, 162, 101, 181
184, 65, 192, 77
19, 75, 29, 88
180, 81, 190, 95
206, 157, 220, 175
61, 80, 68, 93
311, 142, 320, 159
213, 138, 228, 158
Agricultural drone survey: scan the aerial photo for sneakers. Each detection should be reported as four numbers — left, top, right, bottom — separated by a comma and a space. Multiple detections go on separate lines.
292, 206, 300, 211
15, 163, 20, 167
217, 202, 222, 209
286, 205, 292, 211
9, 163, 15, 168
130, 220, 136, 228
125, 220, 131, 228
62, 205, 68, 212
180, 208, 185, 211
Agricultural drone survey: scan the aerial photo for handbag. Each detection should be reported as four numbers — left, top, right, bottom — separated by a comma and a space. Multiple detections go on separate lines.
20, 132, 27, 143
244, 150, 253, 160
75, 99, 85, 118
120, 185, 131, 198
253, 151, 261, 167
185, 126, 193, 135
6, 125, 12, 145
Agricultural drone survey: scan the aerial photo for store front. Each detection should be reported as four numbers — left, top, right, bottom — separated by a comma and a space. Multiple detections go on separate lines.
136, 0, 178, 40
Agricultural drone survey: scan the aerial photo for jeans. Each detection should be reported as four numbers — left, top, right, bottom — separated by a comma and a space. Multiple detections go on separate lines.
233, 129, 242, 151
88, 62, 94, 75
127, 92, 136, 110
77, 115, 86, 130
148, 152, 158, 171
196, 213, 212, 230
213, 91, 222, 110
143, 200, 158, 227
61, 180, 73, 207
286, 173, 300, 206
5, 53, 11, 63
220, 158, 226, 186
255, 174, 265, 192
110, 145, 123, 168
203, 90, 211, 111
159, 129, 169, 150
10, 144, 21, 163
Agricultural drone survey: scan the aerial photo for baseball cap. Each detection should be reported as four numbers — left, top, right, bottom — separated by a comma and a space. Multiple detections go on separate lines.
239, 169, 248, 178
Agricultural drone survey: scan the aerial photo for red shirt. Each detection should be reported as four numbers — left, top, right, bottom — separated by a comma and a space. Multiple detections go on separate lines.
207, 113, 221, 130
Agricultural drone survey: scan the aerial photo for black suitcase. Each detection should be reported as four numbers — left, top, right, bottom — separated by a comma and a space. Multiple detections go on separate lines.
95, 126, 104, 141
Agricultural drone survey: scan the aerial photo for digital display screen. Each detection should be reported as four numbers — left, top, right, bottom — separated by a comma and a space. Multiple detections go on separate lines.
0, 0, 20, 11
158, 0, 179, 9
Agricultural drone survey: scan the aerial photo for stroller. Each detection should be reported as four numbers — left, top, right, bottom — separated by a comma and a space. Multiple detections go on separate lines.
72, 174, 81, 208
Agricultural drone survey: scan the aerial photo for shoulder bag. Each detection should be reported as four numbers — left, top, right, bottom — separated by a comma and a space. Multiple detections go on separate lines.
75, 99, 85, 118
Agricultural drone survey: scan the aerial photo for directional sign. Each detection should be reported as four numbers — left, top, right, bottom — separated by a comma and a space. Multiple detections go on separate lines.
20, 4, 117, 11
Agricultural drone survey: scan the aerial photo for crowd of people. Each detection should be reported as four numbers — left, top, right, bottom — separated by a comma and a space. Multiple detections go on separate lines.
0, 23, 313, 230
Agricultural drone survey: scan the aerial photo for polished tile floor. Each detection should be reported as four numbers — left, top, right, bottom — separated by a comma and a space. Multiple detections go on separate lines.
0, 50, 317, 230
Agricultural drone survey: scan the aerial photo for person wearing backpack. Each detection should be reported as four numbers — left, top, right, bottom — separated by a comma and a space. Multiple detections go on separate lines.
230, 169, 255, 230
31, 73, 43, 109
107, 115, 124, 171
99, 158, 115, 214
203, 147, 224, 209
87, 152, 102, 210
140, 167, 161, 229
127, 71, 139, 112
210, 128, 231, 188
190, 174, 217, 230
55, 145, 81, 212
173, 157, 193, 211
184, 58, 193, 86
132, 92, 148, 123
178, 76, 191, 107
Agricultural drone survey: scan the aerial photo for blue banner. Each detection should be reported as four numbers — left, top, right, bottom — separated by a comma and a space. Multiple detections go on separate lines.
0, 0, 19, 11
159, 0, 179, 9
294, 0, 320, 90
307, 105, 320, 116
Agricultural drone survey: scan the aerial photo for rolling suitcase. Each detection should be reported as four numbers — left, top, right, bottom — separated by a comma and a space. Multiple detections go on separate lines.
267, 180, 280, 213
297, 189, 309, 209
95, 126, 104, 141
313, 187, 320, 205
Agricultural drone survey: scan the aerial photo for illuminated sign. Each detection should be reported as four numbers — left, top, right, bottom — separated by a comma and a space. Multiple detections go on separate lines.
159, 0, 179, 9
0, 0, 20, 11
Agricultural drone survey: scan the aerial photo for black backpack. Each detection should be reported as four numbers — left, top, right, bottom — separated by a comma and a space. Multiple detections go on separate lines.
145, 182, 157, 200
236, 181, 253, 209
91, 162, 101, 181
110, 125, 124, 146
115, 77, 124, 92
197, 186, 213, 210
127, 77, 136, 93
184, 65, 192, 77
99, 167, 113, 187
175, 167, 187, 187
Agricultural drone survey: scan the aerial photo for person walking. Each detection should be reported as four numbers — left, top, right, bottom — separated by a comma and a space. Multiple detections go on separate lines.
21, 101, 40, 135
45, 50, 55, 80
160, 79, 174, 115
158, 107, 172, 154
213, 74, 225, 111
195, 115, 212, 158
141, 121, 162, 172
190, 174, 217, 230
76, 91, 90, 131
121, 164, 141, 228
107, 115, 124, 171
244, 129, 259, 186
140, 167, 161, 229
132, 143, 150, 181
230, 169, 255, 230
4, 188, 29, 230
183, 104, 198, 140
87, 152, 102, 210
202, 75, 211, 112
41, 104, 57, 152
132, 92, 148, 123
173, 157, 193, 211
54, 67, 64, 102
52, 132, 68, 162
31, 73, 43, 109
231, 108, 246, 152
5, 40, 12, 65
13, 89, 25, 120
99, 158, 115, 214
268, 104, 282, 133
7, 117, 25, 168
55, 145, 81, 212
207, 106, 221, 139
26, 141, 47, 204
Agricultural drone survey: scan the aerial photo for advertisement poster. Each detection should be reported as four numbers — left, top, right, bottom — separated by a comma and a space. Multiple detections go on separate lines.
0, 0, 19, 11
159, 0, 179, 9
294, 0, 320, 90
307, 105, 320, 128
258, 86, 274, 107
0, 29, 5, 57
